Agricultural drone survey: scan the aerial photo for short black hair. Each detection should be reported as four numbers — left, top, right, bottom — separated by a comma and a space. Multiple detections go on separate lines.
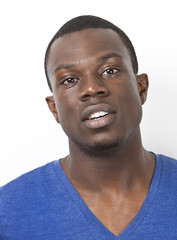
44, 15, 138, 92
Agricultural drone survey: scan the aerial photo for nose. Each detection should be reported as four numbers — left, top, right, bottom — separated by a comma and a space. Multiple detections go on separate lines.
79, 76, 109, 102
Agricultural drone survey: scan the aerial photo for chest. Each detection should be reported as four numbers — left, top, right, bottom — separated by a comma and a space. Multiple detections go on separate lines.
81, 192, 146, 236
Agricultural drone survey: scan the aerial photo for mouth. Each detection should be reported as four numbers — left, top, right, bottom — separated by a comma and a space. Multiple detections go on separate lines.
88, 111, 109, 120
81, 104, 116, 129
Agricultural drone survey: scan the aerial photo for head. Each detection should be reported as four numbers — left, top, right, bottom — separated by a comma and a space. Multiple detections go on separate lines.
45, 15, 148, 153
44, 15, 138, 92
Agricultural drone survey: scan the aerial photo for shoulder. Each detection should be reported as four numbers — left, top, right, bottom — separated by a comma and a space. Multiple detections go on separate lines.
156, 153, 177, 170
156, 153, 177, 187
0, 160, 60, 205
0, 159, 75, 239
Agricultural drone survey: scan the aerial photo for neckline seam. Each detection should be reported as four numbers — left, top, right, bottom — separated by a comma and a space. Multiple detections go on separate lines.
53, 154, 162, 239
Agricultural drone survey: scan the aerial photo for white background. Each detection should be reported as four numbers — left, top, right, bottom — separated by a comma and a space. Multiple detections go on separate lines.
0, 0, 177, 185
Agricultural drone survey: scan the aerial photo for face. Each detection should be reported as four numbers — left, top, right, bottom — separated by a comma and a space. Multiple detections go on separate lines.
46, 28, 148, 152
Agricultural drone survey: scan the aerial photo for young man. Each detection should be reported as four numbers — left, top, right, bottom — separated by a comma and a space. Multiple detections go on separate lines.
0, 15, 177, 239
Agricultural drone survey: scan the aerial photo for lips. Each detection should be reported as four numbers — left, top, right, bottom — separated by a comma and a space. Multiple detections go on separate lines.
81, 103, 116, 129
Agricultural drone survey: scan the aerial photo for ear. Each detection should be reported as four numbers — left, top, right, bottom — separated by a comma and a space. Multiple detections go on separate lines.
136, 73, 149, 105
45, 96, 60, 123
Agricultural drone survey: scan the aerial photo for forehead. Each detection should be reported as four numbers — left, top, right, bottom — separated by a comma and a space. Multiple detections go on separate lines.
47, 28, 131, 75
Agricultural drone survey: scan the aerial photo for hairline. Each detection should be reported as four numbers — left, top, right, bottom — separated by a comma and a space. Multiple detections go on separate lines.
45, 26, 138, 92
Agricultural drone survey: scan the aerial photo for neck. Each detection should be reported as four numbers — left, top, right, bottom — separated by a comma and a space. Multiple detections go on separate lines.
60, 128, 155, 193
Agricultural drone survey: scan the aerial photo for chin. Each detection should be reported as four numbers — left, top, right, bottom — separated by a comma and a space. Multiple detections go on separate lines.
80, 137, 125, 153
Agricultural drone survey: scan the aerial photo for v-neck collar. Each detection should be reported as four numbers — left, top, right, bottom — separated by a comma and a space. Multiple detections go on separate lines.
54, 154, 161, 239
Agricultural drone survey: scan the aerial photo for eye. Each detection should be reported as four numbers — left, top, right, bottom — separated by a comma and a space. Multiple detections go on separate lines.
102, 68, 119, 75
62, 77, 79, 85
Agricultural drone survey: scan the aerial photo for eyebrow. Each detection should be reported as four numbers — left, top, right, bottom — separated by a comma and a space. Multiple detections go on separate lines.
54, 63, 78, 74
53, 52, 122, 74
97, 52, 123, 62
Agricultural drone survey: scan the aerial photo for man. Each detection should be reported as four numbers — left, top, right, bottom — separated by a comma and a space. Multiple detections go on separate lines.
0, 15, 177, 239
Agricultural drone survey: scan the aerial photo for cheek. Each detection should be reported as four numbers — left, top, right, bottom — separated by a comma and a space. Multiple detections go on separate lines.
112, 78, 142, 120
122, 75, 141, 104
111, 76, 140, 103
123, 84, 143, 126
55, 95, 79, 128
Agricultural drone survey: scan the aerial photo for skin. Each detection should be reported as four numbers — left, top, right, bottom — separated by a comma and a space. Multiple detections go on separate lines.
46, 28, 155, 236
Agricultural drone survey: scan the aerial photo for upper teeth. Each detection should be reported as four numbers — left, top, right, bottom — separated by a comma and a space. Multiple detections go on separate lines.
88, 111, 109, 120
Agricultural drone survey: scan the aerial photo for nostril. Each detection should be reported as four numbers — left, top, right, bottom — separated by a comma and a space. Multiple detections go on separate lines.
82, 94, 90, 99
82, 91, 105, 100
80, 85, 109, 101
97, 91, 105, 95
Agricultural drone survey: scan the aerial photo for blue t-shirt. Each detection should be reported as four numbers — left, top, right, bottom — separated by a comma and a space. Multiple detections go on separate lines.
0, 154, 177, 239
